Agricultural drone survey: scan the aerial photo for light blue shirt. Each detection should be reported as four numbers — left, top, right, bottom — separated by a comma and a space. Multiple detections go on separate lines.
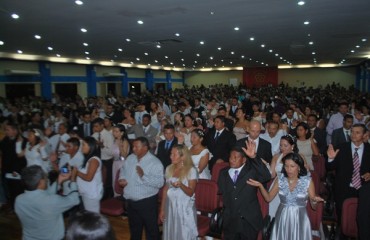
15, 181, 80, 240
120, 151, 164, 201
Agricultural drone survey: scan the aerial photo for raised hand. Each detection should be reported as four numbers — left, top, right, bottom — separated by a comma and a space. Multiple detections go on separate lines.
246, 178, 262, 188
242, 139, 256, 158
327, 144, 339, 159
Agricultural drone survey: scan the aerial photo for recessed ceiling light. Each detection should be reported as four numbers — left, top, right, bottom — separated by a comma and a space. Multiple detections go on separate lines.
221, 59, 224, 62
85, 51, 89, 54
17, 50, 23, 54
356, 45, 360, 48
351, 50, 355, 53
231, 51, 234, 55
155, 60, 158, 63
0, 41, 4, 45
170, 62, 173, 65
312, 52, 316, 55
234, 27, 239, 31
136, 58, 140, 61
181, 58, 184, 61
269, 49, 273, 52
179, 50, 183, 53
56, 54, 61, 57
298, 1, 305, 6
130, 62, 134, 64
47, 46, 53, 50
362, 38, 367, 42
309, 41, 314, 45
75, 0, 83, 5
83, 42, 88, 46
148, 64, 151, 66
230, 62, 233, 64
304, 21, 310, 25
165, 56, 168, 58
196, 53, 200, 57
194, 61, 198, 63
261, 44, 265, 48
144, 52, 148, 55
81, 28, 87, 33
241, 55, 245, 58
275, 53, 279, 56
126, 38, 131, 42
34, 35, 41, 39
156, 44, 161, 48
175, 33, 180, 37
250, 37, 255, 41
118, 48, 122, 52
200, 41, 205, 45
11, 13, 19, 19
210, 56, 213, 60
183, 64, 186, 67
217, 47, 222, 50
137, 20, 144, 24
210, 11, 214, 15
280, 57, 283, 59
86, 57, 90, 60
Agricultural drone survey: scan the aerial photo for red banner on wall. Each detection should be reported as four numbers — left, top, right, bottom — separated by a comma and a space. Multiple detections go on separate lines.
243, 67, 278, 88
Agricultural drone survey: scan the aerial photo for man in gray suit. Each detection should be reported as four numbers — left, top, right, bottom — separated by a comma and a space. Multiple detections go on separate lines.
127, 114, 158, 152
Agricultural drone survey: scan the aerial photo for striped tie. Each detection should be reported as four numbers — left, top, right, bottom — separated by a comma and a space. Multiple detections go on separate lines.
351, 148, 361, 190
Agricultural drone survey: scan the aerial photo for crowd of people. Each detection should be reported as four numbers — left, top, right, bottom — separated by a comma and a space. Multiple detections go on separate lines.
0, 81, 370, 240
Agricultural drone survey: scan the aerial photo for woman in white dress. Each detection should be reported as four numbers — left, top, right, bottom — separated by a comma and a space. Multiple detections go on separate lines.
190, 129, 211, 179
111, 124, 130, 196
73, 136, 103, 213
233, 108, 249, 140
160, 144, 198, 240
180, 114, 197, 148
296, 122, 319, 171
16, 128, 50, 173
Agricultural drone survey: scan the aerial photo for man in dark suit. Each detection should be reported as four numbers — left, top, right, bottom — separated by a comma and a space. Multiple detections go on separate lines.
331, 114, 353, 148
228, 97, 239, 120
236, 120, 273, 164
281, 108, 296, 134
77, 111, 93, 138
327, 124, 370, 239
218, 142, 271, 240
205, 115, 236, 171
127, 114, 158, 152
156, 124, 178, 169
105, 103, 122, 125
307, 114, 327, 155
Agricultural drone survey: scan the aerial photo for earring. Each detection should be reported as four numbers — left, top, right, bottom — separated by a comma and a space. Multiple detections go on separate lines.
181, 161, 184, 167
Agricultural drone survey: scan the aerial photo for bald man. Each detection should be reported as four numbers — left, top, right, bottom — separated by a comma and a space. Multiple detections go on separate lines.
236, 120, 273, 164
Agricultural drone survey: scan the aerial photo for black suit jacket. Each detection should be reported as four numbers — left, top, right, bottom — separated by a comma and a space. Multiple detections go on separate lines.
156, 138, 178, 169
205, 128, 236, 171
218, 157, 271, 235
77, 122, 93, 138
228, 106, 238, 119
236, 137, 273, 164
313, 127, 327, 155
331, 127, 347, 148
328, 142, 370, 208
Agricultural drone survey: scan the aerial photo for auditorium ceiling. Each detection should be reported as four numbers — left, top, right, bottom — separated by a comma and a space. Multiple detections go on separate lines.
0, 0, 369, 70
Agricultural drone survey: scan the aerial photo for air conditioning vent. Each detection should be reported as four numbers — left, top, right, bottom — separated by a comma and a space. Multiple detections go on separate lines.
103, 73, 125, 77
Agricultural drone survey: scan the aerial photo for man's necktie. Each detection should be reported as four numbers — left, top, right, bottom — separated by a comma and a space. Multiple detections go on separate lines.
165, 141, 170, 150
84, 124, 89, 137
214, 131, 220, 141
233, 170, 239, 183
345, 130, 350, 142
351, 148, 361, 190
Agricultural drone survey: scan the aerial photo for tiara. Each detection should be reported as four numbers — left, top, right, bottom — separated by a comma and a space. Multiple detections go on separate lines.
284, 134, 296, 142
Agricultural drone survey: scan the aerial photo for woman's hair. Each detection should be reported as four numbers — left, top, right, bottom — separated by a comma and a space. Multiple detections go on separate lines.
191, 129, 206, 146
166, 144, 195, 181
296, 122, 311, 139
184, 114, 197, 127
66, 210, 116, 240
280, 135, 299, 153
281, 152, 307, 178
28, 128, 43, 145
113, 124, 128, 141
82, 136, 101, 168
